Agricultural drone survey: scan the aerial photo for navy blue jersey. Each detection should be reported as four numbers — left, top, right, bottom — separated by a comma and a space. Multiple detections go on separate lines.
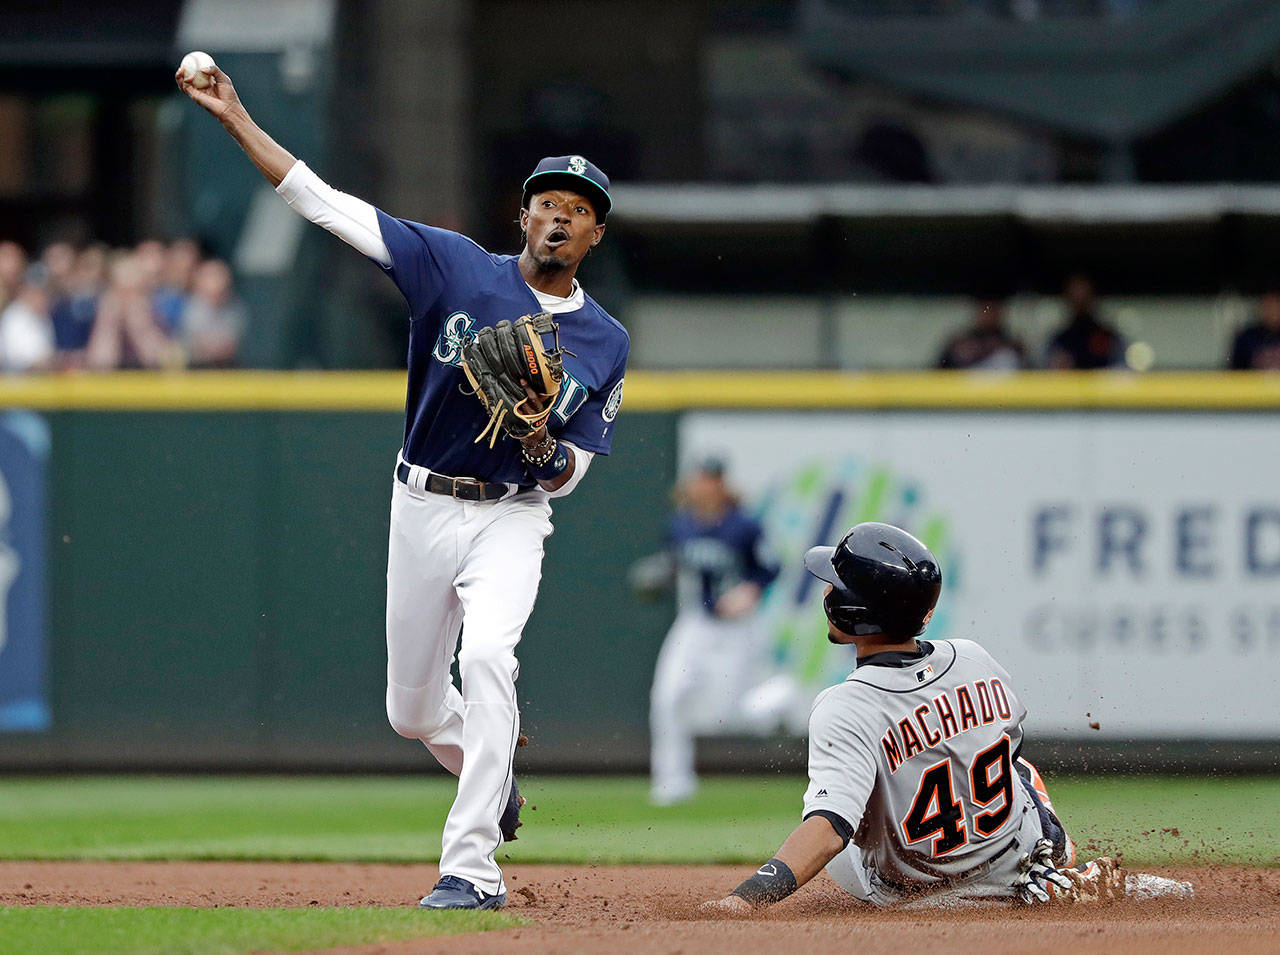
375, 211, 630, 483
670, 507, 779, 614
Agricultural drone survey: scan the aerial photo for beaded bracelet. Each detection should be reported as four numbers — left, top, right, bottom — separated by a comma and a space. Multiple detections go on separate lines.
521, 433, 557, 467
522, 436, 570, 481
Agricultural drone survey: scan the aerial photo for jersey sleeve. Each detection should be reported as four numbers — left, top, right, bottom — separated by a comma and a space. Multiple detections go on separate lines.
275, 161, 390, 266
373, 210, 487, 321
554, 338, 628, 455
801, 687, 877, 836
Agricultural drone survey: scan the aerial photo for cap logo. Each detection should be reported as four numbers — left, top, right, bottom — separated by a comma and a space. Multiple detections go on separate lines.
568, 156, 587, 174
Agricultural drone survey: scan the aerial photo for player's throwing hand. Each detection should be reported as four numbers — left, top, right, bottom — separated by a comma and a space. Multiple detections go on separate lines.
174, 57, 241, 123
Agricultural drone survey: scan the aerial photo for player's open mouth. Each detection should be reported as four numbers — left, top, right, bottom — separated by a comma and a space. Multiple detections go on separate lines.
545, 228, 570, 248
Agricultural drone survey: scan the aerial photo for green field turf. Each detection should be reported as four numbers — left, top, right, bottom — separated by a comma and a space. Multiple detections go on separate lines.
0, 773, 1275, 867
0, 906, 518, 955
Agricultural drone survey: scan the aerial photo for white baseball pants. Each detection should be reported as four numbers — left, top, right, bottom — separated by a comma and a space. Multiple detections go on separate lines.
648, 609, 767, 804
384, 473, 552, 896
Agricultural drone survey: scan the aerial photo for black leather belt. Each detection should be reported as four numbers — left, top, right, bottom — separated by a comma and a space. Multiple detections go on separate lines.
396, 461, 510, 502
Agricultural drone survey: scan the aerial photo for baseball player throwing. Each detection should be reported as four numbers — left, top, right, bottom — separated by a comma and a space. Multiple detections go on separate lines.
704, 522, 1192, 912
178, 59, 628, 910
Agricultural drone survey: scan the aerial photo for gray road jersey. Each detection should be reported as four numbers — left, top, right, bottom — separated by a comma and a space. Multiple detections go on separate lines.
803, 639, 1039, 891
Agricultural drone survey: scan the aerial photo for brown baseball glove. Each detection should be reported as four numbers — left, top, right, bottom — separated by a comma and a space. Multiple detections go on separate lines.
459, 312, 567, 447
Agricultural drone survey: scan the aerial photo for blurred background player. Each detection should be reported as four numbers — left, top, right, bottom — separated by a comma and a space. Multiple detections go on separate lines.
703, 522, 1192, 914
632, 459, 779, 805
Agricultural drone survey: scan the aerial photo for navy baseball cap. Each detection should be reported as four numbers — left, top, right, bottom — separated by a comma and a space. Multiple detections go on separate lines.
695, 456, 726, 478
522, 155, 612, 220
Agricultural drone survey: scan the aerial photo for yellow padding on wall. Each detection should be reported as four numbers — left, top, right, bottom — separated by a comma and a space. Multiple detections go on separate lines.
0, 372, 404, 411
622, 371, 1280, 409
2, 370, 1280, 411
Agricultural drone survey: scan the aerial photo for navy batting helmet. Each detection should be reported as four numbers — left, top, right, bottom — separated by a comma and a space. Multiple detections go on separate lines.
803, 522, 941, 638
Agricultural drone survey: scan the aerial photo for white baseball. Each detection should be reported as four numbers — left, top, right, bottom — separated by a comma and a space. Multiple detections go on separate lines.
180, 51, 216, 89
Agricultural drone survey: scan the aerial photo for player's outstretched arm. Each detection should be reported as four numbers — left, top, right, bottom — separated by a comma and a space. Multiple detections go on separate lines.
701, 815, 846, 916
175, 60, 296, 188
176, 58, 389, 265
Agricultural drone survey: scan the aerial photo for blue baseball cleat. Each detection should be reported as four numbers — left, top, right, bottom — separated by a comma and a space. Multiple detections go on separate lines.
499, 777, 524, 841
418, 875, 507, 910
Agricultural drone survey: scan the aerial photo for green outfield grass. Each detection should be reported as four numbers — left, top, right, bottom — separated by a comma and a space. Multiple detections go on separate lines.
0, 773, 1276, 868
0, 906, 518, 955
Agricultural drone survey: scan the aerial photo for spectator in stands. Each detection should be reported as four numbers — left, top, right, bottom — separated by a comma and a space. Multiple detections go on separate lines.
38, 242, 76, 296
133, 239, 176, 331
157, 238, 201, 335
134, 237, 190, 336
936, 297, 1025, 370
0, 238, 249, 372
40, 241, 79, 364
0, 280, 54, 373
181, 258, 245, 368
0, 241, 28, 312
1044, 273, 1126, 369
85, 251, 179, 370
1227, 289, 1280, 370
50, 245, 106, 365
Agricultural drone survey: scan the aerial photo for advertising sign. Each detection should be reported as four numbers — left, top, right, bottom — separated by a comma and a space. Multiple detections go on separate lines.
0, 412, 50, 732
681, 411, 1280, 739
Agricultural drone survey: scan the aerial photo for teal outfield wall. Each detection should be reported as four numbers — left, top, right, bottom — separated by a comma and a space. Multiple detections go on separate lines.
6, 383, 1277, 773
0, 411, 681, 770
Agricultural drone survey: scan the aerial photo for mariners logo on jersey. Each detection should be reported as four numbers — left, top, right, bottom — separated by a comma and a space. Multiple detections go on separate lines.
432, 311, 475, 365
602, 378, 624, 423
374, 209, 630, 484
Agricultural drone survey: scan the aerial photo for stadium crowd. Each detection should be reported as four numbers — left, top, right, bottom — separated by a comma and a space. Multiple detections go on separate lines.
4, 236, 1279, 374
937, 274, 1280, 371
0, 238, 245, 374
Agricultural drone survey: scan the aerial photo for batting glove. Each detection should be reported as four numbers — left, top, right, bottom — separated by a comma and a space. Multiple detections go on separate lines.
1015, 838, 1076, 904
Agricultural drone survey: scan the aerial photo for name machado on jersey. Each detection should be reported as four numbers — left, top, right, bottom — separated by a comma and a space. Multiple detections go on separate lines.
802, 638, 1039, 888
880, 674, 1015, 774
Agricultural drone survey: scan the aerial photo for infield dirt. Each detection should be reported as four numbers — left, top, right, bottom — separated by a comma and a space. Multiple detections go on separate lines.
1, 861, 1275, 954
